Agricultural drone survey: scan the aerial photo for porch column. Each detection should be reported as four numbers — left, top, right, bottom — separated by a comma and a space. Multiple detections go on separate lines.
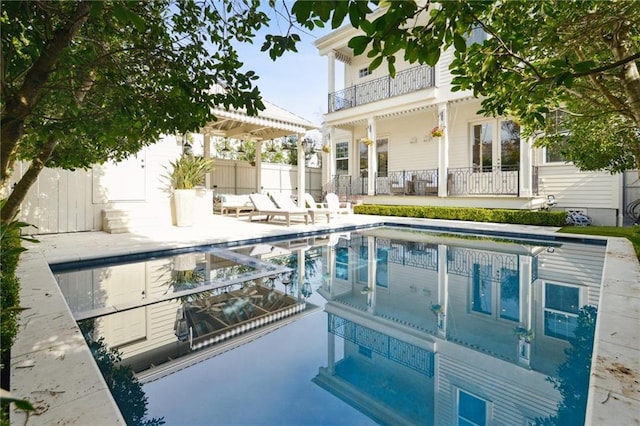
324, 127, 336, 187
437, 103, 449, 197
203, 133, 212, 188
437, 244, 448, 338
367, 236, 377, 312
255, 140, 262, 193
297, 133, 306, 207
367, 117, 377, 196
519, 136, 533, 197
328, 51, 336, 97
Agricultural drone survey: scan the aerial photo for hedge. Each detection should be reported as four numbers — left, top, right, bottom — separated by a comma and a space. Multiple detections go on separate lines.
353, 204, 567, 226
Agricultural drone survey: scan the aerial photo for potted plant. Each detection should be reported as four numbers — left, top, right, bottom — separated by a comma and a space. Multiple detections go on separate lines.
322, 144, 331, 153
431, 126, 445, 138
166, 155, 215, 226
361, 137, 374, 147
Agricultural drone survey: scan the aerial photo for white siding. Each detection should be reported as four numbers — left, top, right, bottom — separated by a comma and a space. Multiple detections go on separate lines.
538, 164, 621, 209
436, 347, 559, 425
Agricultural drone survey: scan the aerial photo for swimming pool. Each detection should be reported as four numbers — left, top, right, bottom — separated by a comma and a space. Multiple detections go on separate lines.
54, 225, 606, 425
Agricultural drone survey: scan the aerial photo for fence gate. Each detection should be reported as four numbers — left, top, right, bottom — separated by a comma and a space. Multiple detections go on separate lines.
624, 170, 640, 224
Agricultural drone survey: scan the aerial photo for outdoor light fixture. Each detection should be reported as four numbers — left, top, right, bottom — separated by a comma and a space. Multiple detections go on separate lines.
237, 140, 246, 154
301, 281, 312, 298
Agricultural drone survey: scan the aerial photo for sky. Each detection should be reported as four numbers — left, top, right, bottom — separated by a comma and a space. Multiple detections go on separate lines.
232, 6, 334, 126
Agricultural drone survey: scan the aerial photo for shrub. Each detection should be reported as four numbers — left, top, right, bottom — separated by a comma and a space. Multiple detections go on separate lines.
353, 204, 567, 226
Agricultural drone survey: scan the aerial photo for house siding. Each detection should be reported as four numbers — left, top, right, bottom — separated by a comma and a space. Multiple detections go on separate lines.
436, 347, 559, 425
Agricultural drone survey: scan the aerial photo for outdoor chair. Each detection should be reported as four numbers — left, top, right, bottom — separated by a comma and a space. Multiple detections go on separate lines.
249, 193, 309, 226
303, 193, 331, 223
325, 193, 352, 217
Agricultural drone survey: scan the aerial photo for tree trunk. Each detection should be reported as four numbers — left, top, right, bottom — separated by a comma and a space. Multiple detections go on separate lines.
1, 137, 58, 223
0, 1, 92, 205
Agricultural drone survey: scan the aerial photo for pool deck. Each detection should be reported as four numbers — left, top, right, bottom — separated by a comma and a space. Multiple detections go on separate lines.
10, 214, 640, 425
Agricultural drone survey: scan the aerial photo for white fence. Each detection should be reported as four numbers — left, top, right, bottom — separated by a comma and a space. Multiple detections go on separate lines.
211, 159, 323, 200
12, 157, 323, 235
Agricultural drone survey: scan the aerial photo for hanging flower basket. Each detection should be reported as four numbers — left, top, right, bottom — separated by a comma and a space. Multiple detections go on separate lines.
431, 303, 444, 315
514, 326, 535, 343
322, 145, 331, 153
361, 137, 374, 146
431, 126, 445, 138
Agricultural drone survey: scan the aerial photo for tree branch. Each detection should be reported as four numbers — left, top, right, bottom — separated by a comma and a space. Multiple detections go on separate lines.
1, 1, 92, 185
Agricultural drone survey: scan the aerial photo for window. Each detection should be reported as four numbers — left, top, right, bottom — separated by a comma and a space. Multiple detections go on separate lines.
359, 137, 389, 178
335, 247, 349, 280
544, 110, 569, 163
357, 241, 389, 288
359, 67, 371, 78
500, 121, 520, 170
544, 283, 580, 340
472, 123, 493, 171
336, 142, 348, 175
499, 268, 520, 321
466, 26, 487, 46
377, 138, 388, 178
472, 120, 520, 171
458, 389, 487, 426
472, 264, 492, 315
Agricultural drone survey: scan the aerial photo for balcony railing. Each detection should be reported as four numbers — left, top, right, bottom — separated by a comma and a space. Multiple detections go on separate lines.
328, 65, 436, 113
326, 166, 540, 197
447, 166, 520, 196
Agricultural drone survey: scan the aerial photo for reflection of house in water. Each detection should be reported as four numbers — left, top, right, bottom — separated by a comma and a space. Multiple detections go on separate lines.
55, 245, 314, 375
315, 227, 605, 425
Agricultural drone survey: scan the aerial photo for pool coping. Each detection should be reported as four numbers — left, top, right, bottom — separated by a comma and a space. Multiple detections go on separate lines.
10, 215, 640, 424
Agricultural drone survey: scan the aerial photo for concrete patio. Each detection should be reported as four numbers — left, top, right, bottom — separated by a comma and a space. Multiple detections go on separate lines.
10, 213, 640, 425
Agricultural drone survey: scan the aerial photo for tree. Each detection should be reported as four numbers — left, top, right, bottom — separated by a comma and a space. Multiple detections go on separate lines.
0, 0, 272, 223
284, 0, 640, 173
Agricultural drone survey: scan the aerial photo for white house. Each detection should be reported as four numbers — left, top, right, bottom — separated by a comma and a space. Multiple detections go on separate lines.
315, 13, 627, 226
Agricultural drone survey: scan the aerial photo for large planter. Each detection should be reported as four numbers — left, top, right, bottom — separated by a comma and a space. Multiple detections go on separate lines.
174, 189, 196, 226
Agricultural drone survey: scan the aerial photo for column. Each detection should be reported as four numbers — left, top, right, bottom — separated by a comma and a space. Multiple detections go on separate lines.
437, 103, 449, 197
203, 133, 212, 188
328, 51, 336, 99
327, 127, 336, 184
367, 117, 377, 196
437, 244, 448, 337
367, 236, 377, 312
255, 140, 262, 193
519, 136, 533, 197
297, 133, 306, 207
297, 248, 305, 301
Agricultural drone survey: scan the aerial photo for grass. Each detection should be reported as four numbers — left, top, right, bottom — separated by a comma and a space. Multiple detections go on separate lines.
558, 225, 640, 260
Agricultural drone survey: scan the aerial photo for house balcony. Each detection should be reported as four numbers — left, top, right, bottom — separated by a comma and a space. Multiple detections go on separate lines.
326, 166, 540, 199
328, 65, 436, 113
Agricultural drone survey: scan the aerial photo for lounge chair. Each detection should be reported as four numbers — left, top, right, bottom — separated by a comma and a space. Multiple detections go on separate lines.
249, 193, 309, 226
303, 193, 331, 223
325, 193, 352, 217
271, 192, 325, 224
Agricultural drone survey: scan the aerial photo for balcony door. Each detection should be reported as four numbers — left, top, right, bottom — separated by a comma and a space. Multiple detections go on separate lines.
470, 120, 520, 194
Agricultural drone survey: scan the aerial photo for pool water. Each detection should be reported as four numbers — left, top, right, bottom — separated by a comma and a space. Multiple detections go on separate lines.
54, 226, 606, 425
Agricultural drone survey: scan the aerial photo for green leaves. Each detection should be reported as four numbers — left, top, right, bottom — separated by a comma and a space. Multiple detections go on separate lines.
288, 0, 640, 173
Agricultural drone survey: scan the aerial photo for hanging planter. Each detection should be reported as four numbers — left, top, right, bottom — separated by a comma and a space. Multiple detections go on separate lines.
322, 145, 331, 153
431, 303, 444, 316
431, 126, 445, 138
361, 137, 374, 147
514, 326, 535, 343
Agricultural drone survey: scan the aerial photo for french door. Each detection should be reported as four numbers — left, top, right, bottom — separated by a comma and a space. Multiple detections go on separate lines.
469, 120, 520, 194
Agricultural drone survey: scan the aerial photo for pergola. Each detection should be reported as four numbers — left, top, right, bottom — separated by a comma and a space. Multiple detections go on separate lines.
200, 98, 320, 206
